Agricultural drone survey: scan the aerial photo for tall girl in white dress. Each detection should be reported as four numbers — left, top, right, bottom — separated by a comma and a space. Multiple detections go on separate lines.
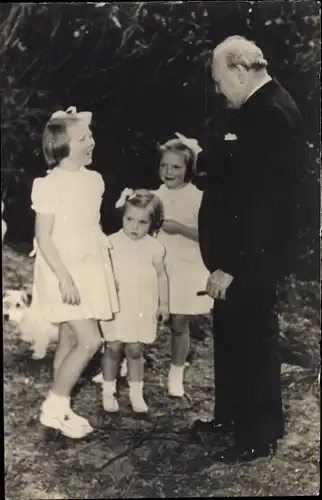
25, 107, 118, 439
154, 133, 212, 398
100, 189, 169, 414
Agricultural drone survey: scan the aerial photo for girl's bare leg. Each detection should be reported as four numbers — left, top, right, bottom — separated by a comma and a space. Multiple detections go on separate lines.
101, 341, 123, 412
40, 319, 102, 438
102, 341, 123, 381
126, 342, 144, 382
53, 322, 77, 382
52, 319, 102, 396
171, 314, 190, 366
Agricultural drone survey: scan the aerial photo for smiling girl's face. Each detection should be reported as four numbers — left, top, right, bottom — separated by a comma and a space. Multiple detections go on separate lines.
159, 150, 187, 189
67, 121, 95, 166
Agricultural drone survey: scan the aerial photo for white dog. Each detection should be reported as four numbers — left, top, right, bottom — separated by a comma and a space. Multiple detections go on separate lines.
3, 289, 32, 322
3, 287, 59, 359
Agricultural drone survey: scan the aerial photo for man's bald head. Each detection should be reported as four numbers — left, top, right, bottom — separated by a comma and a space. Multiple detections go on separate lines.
212, 35, 268, 71
212, 36, 270, 109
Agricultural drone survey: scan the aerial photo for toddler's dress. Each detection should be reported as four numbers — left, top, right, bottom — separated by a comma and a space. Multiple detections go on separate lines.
100, 229, 165, 344
154, 183, 212, 315
27, 165, 119, 327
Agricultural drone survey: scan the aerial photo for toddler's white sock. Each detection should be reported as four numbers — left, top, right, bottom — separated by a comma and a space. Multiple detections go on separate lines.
103, 380, 116, 395
102, 380, 119, 412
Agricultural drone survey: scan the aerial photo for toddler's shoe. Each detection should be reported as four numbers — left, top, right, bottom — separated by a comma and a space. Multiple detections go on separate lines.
102, 380, 119, 413
102, 393, 119, 413
129, 381, 148, 413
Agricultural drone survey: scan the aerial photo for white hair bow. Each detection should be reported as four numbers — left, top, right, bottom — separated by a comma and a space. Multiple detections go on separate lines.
115, 188, 135, 208
174, 132, 203, 156
50, 106, 92, 124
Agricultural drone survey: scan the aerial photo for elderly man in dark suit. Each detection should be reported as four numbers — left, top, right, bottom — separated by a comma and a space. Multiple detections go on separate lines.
194, 36, 306, 464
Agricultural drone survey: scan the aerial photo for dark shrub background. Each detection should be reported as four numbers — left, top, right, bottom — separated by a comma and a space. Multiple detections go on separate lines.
1, 1, 320, 279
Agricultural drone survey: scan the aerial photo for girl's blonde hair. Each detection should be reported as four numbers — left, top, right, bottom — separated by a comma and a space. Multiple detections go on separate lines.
118, 189, 164, 236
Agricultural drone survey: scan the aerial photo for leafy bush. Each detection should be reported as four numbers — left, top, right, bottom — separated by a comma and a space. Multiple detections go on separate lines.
0, 1, 320, 265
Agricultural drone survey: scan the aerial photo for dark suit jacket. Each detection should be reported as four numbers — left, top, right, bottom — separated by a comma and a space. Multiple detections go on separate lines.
198, 79, 306, 291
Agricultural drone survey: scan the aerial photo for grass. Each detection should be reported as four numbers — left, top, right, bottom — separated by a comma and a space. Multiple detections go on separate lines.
3, 244, 320, 498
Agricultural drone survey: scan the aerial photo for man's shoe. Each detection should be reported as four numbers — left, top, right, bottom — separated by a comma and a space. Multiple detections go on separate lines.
190, 419, 233, 445
211, 442, 277, 465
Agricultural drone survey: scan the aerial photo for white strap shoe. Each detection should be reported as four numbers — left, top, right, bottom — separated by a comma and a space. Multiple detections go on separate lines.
40, 409, 93, 439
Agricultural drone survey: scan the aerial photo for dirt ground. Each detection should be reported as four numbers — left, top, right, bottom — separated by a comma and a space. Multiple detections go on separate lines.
3, 245, 320, 498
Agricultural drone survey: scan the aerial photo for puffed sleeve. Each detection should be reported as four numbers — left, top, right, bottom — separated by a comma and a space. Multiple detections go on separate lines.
31, 176, 58, 215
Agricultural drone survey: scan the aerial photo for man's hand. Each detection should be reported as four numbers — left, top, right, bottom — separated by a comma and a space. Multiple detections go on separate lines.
206, 269, 234, 300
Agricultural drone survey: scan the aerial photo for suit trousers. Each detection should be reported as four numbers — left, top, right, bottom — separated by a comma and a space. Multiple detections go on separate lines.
212, 281, 285, 448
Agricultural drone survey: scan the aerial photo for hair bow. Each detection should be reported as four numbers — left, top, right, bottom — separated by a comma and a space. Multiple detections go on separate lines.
175, 132, 203, 156
115, 188, 135, 209
50, 106, 92, 124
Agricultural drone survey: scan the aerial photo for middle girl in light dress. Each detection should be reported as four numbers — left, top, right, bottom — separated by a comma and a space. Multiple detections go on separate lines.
100, 189, 169, 414
154, 133, 213, 398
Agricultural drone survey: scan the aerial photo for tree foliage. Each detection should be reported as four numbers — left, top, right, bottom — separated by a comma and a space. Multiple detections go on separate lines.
0, 1, 320, 261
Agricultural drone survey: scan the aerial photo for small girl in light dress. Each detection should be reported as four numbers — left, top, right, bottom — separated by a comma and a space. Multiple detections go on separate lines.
154, 133, 212, 398
100, 189, 169, 414
23, 106, 119, 439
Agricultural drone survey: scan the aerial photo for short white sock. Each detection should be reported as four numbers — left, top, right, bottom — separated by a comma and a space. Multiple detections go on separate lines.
129, 381, 144, 393
169, 364, 184, 379
45, 391, 70, 412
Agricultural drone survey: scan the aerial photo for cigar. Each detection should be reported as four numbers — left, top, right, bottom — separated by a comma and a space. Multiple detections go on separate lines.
196, 290, 208, 296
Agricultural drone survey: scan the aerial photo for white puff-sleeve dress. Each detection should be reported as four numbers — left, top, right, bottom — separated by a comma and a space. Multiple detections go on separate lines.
100, 230, 166, 344
29, 166, 119, 324
154, 183, 212, 315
